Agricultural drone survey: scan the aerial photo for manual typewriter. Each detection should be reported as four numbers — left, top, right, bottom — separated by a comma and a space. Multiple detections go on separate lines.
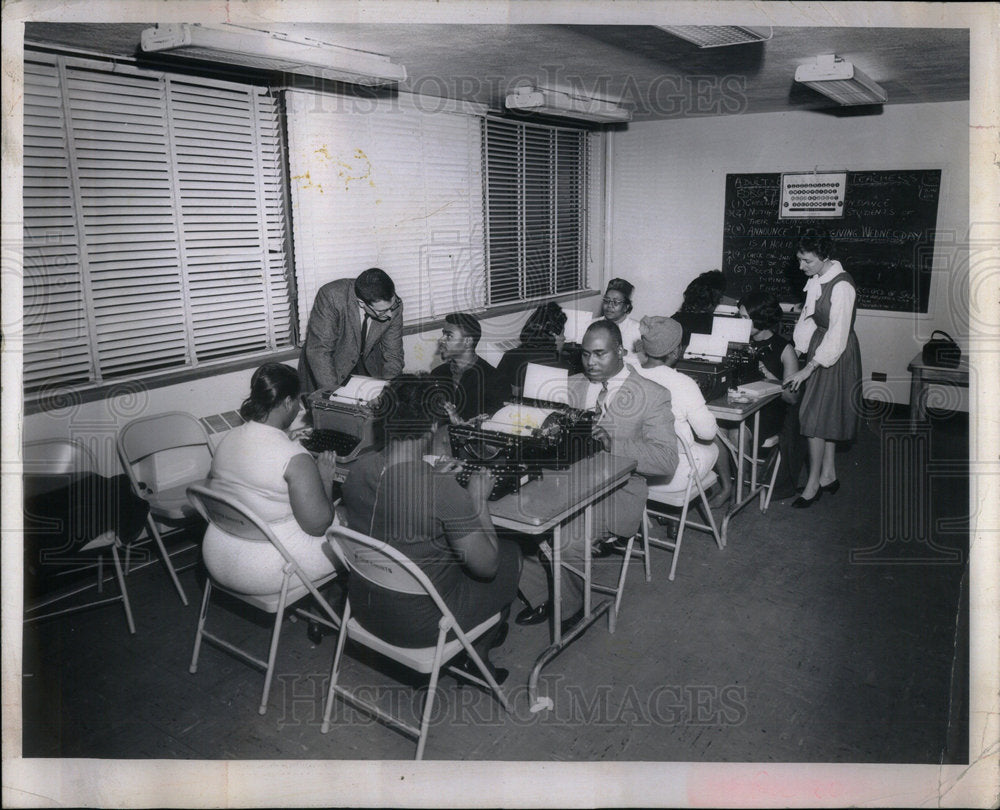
675, 324, 763, 401
447, 368, 602, 499
300, 375, 388, 461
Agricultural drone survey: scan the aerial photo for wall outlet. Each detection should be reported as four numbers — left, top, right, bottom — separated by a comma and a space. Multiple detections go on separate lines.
871, 371, 887, 382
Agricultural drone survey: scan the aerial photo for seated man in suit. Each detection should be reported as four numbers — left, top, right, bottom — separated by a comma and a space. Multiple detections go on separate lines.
299, 267, 404, 394
430, 312, 505, 422
518, 319, 679, 630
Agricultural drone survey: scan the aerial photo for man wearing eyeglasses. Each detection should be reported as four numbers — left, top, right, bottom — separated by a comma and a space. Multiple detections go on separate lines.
298, 268, 405, 393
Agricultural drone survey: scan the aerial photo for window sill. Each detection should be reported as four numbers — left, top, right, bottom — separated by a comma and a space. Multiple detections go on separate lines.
24, 347, 300, 416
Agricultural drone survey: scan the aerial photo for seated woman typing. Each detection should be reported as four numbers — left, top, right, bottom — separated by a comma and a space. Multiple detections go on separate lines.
712, 290, 801, 505
204, 363, 339, 595
495, 302, 571, 399
340, 374, 523, 685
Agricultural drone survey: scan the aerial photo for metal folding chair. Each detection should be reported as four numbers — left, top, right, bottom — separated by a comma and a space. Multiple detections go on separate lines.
117, 411, 214, 605
186, 484, 341, 716
322, 525, 510, 760
641, 433, 723, 581
23, 439, 138, 633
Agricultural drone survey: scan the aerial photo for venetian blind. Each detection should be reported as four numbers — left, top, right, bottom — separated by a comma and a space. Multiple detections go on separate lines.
22, 52, 293, 395
483, 117, 590, 305
285, 90, 486, 326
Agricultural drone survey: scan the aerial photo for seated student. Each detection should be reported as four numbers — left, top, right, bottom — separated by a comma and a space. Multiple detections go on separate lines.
591, 278, 643, 359
430, 312, 505, 421
711, 290, 802, 506
570, 321, 680, 564
672, 274, 723, 347
495, 302, 571, 399
340, 374, 522, 684
632, 316, 719, 491
205, 363, 339, 595
698, 269, 739, 308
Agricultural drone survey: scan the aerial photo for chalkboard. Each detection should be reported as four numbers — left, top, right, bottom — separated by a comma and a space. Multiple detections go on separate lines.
721, 170, 941, 312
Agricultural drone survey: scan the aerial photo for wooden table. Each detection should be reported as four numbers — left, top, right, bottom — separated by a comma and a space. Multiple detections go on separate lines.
907, 352, 969, 432
707, 391, 783, 547
488, 452, 637, 713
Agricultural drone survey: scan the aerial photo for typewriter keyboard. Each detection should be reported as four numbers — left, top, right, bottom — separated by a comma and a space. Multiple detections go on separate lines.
454, 462, 535, 501
300, 429, 361, 458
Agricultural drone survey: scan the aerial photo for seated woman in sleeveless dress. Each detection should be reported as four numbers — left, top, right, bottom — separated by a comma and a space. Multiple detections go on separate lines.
204, 363, 340, 595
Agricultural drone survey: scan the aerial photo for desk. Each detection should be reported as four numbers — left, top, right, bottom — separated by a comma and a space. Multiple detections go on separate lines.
907, 352, 969, 432
488, 452, 636, 713
708, 391, 782, 547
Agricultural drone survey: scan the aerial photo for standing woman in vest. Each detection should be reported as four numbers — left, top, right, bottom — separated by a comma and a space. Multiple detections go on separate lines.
783, 230, 862, 508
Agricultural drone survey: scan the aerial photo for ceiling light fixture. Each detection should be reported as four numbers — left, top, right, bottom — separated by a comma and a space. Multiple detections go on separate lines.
656, 26, 773, 48
794, 54, 887, 106
504, 86, 632, 124
140, 23, 407, 86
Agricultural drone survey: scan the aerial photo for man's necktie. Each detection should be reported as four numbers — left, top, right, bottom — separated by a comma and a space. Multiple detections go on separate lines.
359, 313, 370, 353
595, 380, 609, 417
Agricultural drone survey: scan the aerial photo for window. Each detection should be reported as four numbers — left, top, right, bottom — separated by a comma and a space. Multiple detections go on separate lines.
22, 52, 293, 396
285, 90, 487, 325
483, 117, 591, 305
285, 91, 598, 329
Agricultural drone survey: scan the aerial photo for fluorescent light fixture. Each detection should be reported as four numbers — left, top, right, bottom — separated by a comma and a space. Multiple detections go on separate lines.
504, 86, 632, 123
140, 23, 406, 86
795, 54, 887, 105
657, 26, 772, 48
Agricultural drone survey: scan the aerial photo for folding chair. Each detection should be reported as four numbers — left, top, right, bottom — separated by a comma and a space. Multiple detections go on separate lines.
641, 433, 723, 581
185, 485, 341, 716
23, 439, 138, 633
322, 525, 511, 760
117, 411, 215, 605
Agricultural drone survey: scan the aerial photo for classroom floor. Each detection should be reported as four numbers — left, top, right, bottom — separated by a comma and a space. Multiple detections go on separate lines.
19, 405, 969, 763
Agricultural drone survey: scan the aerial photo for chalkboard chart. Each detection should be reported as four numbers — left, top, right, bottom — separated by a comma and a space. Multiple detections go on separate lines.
721, 170, 941, 312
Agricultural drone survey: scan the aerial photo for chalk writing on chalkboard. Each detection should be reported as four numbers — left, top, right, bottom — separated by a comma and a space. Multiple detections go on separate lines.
721, 171, 941, 313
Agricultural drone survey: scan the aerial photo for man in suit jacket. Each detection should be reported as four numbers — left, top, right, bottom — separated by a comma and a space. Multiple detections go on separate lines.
298, 268, 405, 394
519, 318, 680, 629
564, 320, 679, 613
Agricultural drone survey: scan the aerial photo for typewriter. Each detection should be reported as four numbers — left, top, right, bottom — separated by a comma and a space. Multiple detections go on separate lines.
675, 323, 763, 401
447, 366, 602, 500
300, 375, 389, 462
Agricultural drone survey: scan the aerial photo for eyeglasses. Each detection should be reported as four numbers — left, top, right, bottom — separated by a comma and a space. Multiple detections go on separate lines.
602, 297, 627, 307
362, 296, 402, 319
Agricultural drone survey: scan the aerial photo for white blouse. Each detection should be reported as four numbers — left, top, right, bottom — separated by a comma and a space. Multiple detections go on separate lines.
792, 260, 856, 367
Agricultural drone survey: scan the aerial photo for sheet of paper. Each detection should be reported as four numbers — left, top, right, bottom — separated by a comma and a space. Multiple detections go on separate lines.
684, 333, 728, 362
562, 308, 596, 344
711, 315, 753, 343
332, 375, 389, 403
480, 404, 558, 436
523, 362, 569, 403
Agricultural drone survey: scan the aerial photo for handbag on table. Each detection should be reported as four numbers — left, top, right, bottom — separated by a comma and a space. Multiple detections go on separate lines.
921, 330, 961, 369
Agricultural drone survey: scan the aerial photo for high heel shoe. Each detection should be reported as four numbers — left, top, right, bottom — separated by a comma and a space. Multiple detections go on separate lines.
791, 489, 822, 508
818, 479, 840, 495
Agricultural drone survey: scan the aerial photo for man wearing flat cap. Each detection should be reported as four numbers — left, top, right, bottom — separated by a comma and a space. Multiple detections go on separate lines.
633, 315, 719, 493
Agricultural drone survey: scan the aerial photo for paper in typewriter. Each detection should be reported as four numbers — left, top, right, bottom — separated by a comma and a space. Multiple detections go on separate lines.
711, 315, 753, 344
684, 333, 729, 362
561, 308, 596, 345
523, 362, 569, 404
480, 404, 561, 436
331, 375, 389, 403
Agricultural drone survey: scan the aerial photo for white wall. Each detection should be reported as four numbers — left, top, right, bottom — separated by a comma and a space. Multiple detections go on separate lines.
608, 101, 970, 405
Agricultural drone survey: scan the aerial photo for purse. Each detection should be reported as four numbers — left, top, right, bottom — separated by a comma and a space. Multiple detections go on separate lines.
922, 330, 961, 369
